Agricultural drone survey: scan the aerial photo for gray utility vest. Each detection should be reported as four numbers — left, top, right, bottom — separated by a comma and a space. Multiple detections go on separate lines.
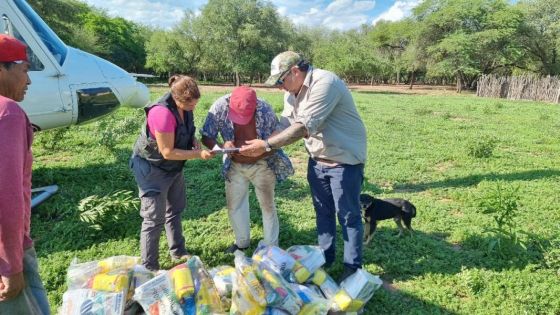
133, 93, 195, 173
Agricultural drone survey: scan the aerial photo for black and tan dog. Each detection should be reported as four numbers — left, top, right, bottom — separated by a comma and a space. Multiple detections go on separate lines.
359, 194, 417, 244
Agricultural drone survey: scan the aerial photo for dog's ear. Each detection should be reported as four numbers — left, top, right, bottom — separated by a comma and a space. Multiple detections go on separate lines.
402, 202, 416, 216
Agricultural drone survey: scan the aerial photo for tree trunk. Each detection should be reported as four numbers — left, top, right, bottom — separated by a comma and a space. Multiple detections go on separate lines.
556, 86, 560, 104
235, 72, 240, 86
397, 71, 400, 84
409, 71, 415, 89
456, 73, 463, 93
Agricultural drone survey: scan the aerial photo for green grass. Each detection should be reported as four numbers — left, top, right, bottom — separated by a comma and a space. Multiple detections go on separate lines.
31, 87, 560, 314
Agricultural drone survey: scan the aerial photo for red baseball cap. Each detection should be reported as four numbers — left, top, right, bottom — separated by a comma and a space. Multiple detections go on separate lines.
0, 34, 28, 63
228, 86, 257, 125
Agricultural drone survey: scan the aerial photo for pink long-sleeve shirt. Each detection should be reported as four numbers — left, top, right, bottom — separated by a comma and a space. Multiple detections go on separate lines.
0, 95, 33, 276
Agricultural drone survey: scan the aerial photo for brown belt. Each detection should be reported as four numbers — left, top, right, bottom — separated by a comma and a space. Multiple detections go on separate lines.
313, 157, 339, 166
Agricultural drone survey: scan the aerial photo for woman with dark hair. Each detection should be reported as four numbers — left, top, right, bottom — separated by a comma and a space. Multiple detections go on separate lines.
130, 75, 213, 271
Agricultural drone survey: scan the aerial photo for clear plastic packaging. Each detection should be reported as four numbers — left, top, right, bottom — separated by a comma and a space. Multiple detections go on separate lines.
289, 284, 329, 315
252, 242, 297, 280
258, 266, 302, 314
286, 246, 326, 283
309, 268, 339, 300
233, 251, 267, 307
331, 269, 382, 312
133, 272, 184, 315
60, 289, 126, 315
209, 265, 235, 297
187, 256, 225, 315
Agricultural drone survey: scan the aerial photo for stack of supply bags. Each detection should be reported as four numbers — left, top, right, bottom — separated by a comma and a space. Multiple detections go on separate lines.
133, 255, 224, 315
60, 256, 155, 315
59, 243, 382, 315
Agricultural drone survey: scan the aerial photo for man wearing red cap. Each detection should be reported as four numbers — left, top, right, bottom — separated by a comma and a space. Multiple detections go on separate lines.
201, 86, 293, 253
0, 34, 51, 314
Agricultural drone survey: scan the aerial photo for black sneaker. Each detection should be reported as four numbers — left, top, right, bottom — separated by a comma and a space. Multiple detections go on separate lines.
224, 243, 248, 254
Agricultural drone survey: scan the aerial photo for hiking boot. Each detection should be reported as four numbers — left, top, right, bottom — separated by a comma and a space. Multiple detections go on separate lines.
171, 251, 191, 262
224, 243, 248, 254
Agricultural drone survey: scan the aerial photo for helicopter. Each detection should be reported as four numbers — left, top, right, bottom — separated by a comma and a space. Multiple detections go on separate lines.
1, 0, 150, 132
1, 0, 150, 207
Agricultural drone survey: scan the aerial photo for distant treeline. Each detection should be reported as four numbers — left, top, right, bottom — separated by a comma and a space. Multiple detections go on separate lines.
29, 0, 560, 89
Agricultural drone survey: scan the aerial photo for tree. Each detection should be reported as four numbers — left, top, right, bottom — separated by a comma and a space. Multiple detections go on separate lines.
517, 0, 560, 75
145, 12, 201, 76
81, 12, 148, 72
193, 0, 290, 85
413, 0, 525, 92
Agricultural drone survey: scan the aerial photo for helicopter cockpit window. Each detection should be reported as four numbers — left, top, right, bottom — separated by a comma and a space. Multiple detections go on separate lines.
13, 0, 67, 66
1, 14, 44, 71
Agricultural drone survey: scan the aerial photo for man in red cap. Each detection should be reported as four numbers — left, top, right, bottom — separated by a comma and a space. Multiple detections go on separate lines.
0, 34, 51, 314
201, 86, 293, 253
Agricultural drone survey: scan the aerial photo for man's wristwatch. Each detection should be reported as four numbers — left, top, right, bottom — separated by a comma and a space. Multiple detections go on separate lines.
264, 139, 272, 152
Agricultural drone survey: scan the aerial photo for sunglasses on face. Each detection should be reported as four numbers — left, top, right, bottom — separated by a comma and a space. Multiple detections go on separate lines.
275, 68, 291, 86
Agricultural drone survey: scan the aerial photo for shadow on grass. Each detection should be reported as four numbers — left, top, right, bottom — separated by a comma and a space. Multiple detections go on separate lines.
393, 169, 560, 192
362, 227, 551, 281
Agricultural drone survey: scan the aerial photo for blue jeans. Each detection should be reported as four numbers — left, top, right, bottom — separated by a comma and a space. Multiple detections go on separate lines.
0, 247, 51, 314
307, 158, 364, 270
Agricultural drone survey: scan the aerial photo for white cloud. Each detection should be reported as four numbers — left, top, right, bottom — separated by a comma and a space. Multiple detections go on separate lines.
82, 0, 189, 29
286, 0, 376, 31
371, 0, 420, 25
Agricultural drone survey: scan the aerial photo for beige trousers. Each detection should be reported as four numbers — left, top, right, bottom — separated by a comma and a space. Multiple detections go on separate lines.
225, 160, 278, 248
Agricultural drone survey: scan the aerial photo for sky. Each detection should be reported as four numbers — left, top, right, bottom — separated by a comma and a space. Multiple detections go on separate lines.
80, 0, 422, 31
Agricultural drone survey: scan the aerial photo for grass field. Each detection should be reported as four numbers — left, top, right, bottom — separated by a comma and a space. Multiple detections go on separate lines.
31, 86, 560, 314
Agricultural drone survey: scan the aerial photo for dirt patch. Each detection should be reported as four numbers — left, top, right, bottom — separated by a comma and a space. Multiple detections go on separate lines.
148, 83, 473, 96
381, 276, 399, 292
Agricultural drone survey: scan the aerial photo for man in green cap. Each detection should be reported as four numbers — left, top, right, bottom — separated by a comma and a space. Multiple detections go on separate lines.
241, 51, 367, 281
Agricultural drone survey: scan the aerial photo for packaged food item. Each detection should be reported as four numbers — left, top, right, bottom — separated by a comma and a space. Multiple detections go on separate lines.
187, 256, 225, 315
259, 267, 301, 314
66, 259, 103, 290
230, 270, 266, 315
98, 256, 140, 273
60, 289, 126, 315
233, 251, 267, 307
171, 264, 195, 299
92, 272, 129, 292
252, 242, 297, 280
309, 268, 339, 299
133, 272, 183, 315
209, 265, 235, 297
286, 246, 325, 283
289, 283, 329, 315
331, 269, 382, 312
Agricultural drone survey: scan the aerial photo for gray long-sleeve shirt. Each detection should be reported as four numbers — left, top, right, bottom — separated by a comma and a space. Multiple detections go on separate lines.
279, 67, 367, 165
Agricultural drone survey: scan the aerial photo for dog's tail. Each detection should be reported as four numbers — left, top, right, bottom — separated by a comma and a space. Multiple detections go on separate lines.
403, 202, 416, 217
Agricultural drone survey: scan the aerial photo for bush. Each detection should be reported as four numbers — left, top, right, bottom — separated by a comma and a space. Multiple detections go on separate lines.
477, 181, 526, 257
78, 190, 139, 237
467, 135, 497, 158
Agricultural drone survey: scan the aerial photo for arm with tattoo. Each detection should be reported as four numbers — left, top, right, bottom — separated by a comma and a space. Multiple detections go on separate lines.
268, 122, 307, 149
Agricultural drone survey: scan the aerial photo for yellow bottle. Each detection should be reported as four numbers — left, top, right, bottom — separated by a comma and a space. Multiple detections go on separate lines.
293, 261, 311, 283
91, 273, 128, 292
172, 265, 194, 298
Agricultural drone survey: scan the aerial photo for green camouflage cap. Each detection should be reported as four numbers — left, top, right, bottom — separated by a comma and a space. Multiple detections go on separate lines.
264, 51, 303, 86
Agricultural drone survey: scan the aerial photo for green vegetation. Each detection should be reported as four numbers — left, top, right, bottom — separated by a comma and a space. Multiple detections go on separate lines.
28, 0, 560, 87
32, 88, 560, 313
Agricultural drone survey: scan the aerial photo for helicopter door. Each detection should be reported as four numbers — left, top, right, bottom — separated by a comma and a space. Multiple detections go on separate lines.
0, 6, 72, 131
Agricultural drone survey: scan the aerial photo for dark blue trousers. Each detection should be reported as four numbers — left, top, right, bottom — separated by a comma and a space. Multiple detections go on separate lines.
307, 158, 364, 270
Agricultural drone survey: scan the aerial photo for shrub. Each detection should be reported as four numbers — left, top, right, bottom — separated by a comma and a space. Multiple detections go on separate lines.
467, 135, 497, 158
78, 190, 139, 236
35, 127, 70, 150
477, 181, 526, 257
